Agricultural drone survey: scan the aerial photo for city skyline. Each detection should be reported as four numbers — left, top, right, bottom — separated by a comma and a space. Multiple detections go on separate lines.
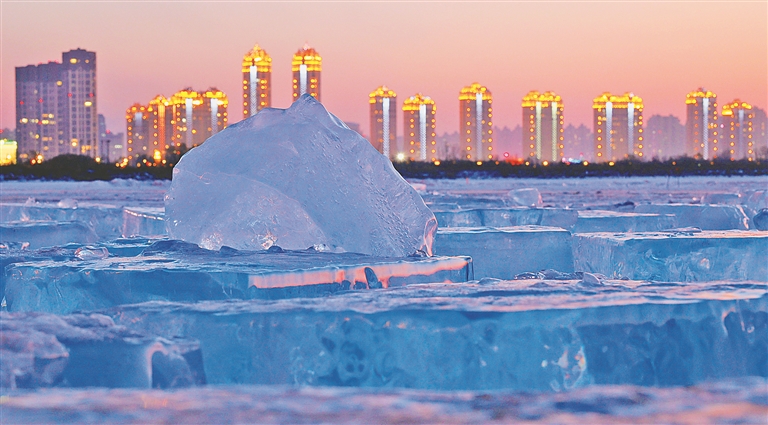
4, 2, 765, 138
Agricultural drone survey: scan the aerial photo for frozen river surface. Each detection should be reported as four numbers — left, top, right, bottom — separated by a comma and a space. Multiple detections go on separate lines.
1, 175, 767, 423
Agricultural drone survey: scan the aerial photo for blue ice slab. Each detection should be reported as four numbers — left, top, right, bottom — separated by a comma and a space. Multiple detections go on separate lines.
433, 208, 578, 230
1, 378, 765, 424
106, 280, 767, 390
4, 241, 472, 314
573, 230, 768, 281
573, 210, 677, 233
0, 312, 204, 390
634, 204, 750, 230
0, 221, 99, 249
0, 202, 124, 240
434, 226, 574, 279
121, 207, 166, 238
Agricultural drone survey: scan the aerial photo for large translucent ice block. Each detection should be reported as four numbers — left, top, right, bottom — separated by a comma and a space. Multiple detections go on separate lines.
433, 226, 573, 279
634, 204, 749, 230
0, 221, 99, 249
4, 242, 472, 314
0, 202, 124, 240
573, 211, 677, 233
107, 280, 767, 390
0, 312, 204, 390
2, 378, 765, 424
433, 208, 578, 230
122, 207, 166, 238
573, 230, 768, 281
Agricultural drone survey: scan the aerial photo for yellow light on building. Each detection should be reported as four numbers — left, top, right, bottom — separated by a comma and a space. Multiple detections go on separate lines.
402, 93, 438, 162
592, 92, 644, 162
242, 44, 272, 117
292, 44, 322, 102
459, 83, 494, 161
369, 86, 397, 159
522, 90, 564, 163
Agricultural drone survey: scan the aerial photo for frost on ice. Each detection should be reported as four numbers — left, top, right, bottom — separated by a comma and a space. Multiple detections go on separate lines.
165, 95, 437, 256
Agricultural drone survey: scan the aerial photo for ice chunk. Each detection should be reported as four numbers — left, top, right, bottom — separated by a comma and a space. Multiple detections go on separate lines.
122, 207, 166, 238
700, 192, 742, 205
0, 221, 99, 249
0, 202, 124, 240
165, 95, 436, 256
573, 210, 677, 233
4, 241, 472, 313
434, 207, 578, 230
506, 188, 543, 207
573, 230, 768, 281
0, 312, 204, 389
433, 226, 574, 279
106, 280, 767, 390
634, 204, 749, 230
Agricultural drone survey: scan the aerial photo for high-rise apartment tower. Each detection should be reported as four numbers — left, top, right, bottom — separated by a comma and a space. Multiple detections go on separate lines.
593, 92, 644, 161
721, 100, 756, 160
522, 91, 564, 163
685, 88, 718, 159
242, 45, 271, 118
459, 83, 493, 161
292, 45, 321, 102
403, 94, 437, 161
15, 48, 98, 161
369, 86, 397, 158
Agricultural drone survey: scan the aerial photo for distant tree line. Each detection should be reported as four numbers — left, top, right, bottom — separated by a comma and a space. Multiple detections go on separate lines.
0, 155, 765, 181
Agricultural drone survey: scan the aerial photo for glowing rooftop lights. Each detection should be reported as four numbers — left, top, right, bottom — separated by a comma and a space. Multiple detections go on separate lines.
459, 83, 492, 101
521, 90, 562, 107
292, 45, 322, 71
721, 99, 753, 116
685, 88, 717, 104
242, 44, 272, 72
592, 92, 643, 109
369, 86, 396, 103
402, 93, 435, 110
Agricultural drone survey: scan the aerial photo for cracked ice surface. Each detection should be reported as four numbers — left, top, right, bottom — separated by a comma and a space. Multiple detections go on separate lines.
164, 95, 437, 256
106, 279, 767, 390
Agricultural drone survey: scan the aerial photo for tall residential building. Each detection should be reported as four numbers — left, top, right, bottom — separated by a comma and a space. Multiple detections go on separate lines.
15, 48, 97, 161
170, 88, 229, 149
521, 90, 564, 163
753, 107, 768, 159
242, 44, 271, 118
459, 83, 493, 161
592, 92, 644, 161
148, 95, 174, 161
292, 45, 321, 102
368, 86, 397, 158
15, 62, 63, 161
402, 93, 437, 161
127, 88, 227, 164
645, 114, 685, 160
685, 88, 718, 159
720, 100, 756, 160
125, 103, 150, 163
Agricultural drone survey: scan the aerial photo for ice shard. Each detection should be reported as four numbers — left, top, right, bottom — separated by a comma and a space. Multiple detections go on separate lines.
574, 230, 768, 281
165, 95, 437, 257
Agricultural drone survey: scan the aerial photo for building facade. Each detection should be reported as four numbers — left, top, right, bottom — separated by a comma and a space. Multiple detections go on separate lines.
592, 92, 644, 161
459, 83, 493, 161
242, 44, 271, 118
15, 48, 97, 161
126, 88, 227, 165
685, 88, 719, 159
644, 114, 685, 160
368, 86, 397, 158
125, 104, 151, 164
720, 100, 756, 160
522, 90, 564, 163
403, 94, 437, 161
292, 45, 321, 102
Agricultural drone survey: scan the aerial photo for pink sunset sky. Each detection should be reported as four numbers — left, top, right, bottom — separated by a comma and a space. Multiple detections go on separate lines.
3, 1, 766, 138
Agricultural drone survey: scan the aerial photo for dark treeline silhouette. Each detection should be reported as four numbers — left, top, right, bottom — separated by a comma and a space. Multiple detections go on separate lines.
0, 155, 766, 181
